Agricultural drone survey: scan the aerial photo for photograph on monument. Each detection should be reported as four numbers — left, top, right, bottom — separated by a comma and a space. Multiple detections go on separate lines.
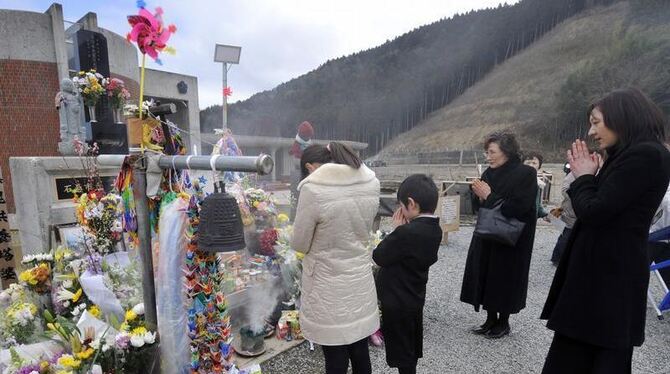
57, 225, 87, 252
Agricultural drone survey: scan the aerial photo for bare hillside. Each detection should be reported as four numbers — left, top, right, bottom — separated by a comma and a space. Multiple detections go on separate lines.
378, 1, 669, 159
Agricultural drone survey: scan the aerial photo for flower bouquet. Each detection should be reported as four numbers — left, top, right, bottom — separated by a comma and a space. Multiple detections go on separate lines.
114, 303, 158, 373
18, 255, 53, 295
72, 69, 108, 121
107, 78, 131, 123
244, 188, 278, 238
2, 301, 40, 345
74, 192, 123, 256
273, 225, 303, 305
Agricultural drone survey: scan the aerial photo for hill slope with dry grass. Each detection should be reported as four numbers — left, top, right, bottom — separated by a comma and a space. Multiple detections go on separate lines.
378, 1, 670, 161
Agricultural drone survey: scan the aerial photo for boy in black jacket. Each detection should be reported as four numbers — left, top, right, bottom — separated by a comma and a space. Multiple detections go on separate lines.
372, 174, 443, 374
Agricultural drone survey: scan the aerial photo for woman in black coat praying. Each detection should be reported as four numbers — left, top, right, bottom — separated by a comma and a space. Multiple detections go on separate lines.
541, 88, 670, 374
460, 131, 538, 339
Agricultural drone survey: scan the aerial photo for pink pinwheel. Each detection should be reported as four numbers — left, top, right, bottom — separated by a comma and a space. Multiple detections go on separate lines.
126, 5, 176, 64
223, 86, 233, 97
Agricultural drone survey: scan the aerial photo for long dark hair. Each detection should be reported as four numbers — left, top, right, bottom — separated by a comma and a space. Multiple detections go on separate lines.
589, 88, 667, 148
300, 145, 332, 179
300, 142, 362, 179
328, 142, 362, 169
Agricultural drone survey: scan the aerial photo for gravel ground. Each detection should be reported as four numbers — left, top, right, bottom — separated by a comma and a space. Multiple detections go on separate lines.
261, 225, 670, 374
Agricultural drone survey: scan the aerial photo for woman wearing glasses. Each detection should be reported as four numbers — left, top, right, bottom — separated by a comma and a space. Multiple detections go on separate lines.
460, 131, 538, 339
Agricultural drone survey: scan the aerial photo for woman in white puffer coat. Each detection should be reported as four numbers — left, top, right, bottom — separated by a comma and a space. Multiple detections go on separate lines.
292, 142, 380, 374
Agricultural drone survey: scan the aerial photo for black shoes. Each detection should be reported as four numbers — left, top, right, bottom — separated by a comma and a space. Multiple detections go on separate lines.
471, 321, 496, 335
471, 325, 491, 335
484, 325, 511, 339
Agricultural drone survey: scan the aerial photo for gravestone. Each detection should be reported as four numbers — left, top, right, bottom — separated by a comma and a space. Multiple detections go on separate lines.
74, 29, 128, 154
0, 168, 17, 288
9, 157, 120, 255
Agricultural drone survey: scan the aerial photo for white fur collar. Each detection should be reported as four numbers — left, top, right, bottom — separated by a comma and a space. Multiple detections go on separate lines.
298, 163, 377, 190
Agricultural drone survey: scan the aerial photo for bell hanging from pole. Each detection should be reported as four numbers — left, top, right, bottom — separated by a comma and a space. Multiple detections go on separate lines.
198, 180, 246, 252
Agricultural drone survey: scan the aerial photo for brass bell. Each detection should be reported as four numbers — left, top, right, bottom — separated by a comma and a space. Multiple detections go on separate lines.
198, 181, 246, 252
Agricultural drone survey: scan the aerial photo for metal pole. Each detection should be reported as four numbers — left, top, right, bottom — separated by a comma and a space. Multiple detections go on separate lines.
130, 157, 158, 332
157, 154, 273, 175
222, 62, 228, 130
98, 154, 274, 175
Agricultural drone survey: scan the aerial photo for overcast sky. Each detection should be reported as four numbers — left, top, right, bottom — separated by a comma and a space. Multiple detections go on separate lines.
1, 0, 519, 109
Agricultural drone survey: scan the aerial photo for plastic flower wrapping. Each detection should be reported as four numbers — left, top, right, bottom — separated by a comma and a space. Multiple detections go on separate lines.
244, 188, 278, 227
71, 69, 108, 107
101, 258, 142, 311
273, 225, 303, 306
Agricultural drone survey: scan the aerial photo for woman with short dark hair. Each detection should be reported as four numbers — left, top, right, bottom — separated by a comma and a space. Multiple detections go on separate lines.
541, 88, 670, 373
460, 131, 538, 339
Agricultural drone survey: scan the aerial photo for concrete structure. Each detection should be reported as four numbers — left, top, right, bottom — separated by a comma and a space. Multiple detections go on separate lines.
201, 133, 368, 181
0, 4, 201, 213
144, 69, 201, 153
9, 157, 121, 254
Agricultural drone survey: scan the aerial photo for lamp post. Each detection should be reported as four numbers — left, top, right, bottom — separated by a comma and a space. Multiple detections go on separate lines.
214, 44, 242, 130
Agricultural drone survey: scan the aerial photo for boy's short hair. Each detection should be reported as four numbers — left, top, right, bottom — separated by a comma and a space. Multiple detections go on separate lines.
397, 174, 439, 214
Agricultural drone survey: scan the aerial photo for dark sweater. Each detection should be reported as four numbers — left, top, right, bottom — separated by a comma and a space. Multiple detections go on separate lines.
372, 217, 443, 311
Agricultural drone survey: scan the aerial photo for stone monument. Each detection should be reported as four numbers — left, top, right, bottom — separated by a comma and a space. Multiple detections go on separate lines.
56, 78, 86, 155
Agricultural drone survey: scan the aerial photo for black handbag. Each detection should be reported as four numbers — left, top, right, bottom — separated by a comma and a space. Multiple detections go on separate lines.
474, 200, 526, 246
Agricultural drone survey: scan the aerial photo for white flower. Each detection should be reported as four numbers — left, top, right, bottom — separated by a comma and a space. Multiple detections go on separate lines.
0, 292, 9, 305
63, 301, 71, 308
62, 279, 74, 289
131, 303, 145, 316
130, 334, 145, 348
90, 364, 103, 374
29, 371, 39, 374
102, 341, 112, 352
56, 288, 76, 302
143, 331, 156, 344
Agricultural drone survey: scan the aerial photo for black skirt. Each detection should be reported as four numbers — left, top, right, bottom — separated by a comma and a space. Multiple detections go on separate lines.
381, 307, 423, 367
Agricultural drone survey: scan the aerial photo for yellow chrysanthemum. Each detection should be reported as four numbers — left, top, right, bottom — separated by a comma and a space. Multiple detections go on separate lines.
57, 354, 81, 369
72, 288, 83, 303
18, 269, 34, 284
277, 213, 289, 224
75, 347, 95, 360
88, 305, 101, 318
295, 252, 305, 260
125, 310, 137, 322
132, 326, 148, 336
40, 361, 49, 369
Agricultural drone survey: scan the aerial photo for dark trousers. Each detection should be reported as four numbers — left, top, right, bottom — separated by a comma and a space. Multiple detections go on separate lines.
381, 307, 422, 369
551, 227, 572, 264
542, 333, 633, 374
322, 338, 371, 374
